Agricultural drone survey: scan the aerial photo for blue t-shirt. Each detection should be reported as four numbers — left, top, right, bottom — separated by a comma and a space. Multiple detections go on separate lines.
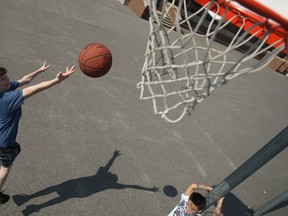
0, 81, 24, 148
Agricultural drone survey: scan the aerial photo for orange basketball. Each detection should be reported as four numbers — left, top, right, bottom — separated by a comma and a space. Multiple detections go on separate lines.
78, 43, 112, 78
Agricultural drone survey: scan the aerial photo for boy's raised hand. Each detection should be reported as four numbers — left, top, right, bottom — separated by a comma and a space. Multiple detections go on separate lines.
18, 61, 51, 87
22, 65, 75, 99
55, 65, 76, 83
38, 61, 51, 73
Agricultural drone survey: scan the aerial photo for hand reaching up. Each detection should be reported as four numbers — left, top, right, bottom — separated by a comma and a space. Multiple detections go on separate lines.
55, 65, 76, 83
37, 61, 51, 73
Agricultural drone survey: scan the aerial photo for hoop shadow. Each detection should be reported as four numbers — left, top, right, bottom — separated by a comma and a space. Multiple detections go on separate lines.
13, 150, 159, 215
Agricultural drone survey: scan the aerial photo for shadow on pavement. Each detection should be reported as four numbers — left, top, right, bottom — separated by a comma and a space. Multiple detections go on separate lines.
13, 150, 159, 215
163, 185, 178, 198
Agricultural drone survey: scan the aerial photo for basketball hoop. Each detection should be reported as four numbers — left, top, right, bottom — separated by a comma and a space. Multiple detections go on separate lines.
137, 0, 288, 123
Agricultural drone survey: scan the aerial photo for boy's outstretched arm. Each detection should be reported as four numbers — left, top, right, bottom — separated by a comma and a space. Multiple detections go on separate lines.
22, 65, 75, 100
184, 182, 213, 196
18, 61, 50, 87
213, 197, 224, 216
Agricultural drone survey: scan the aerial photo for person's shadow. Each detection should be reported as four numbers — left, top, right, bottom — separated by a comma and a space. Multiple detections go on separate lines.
13, 150, 159, 215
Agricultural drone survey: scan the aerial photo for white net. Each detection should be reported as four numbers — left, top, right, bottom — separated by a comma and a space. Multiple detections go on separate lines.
137, 0, 287, 123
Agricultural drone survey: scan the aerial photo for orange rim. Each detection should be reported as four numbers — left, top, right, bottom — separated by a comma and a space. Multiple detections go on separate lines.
193, 0, 288, 54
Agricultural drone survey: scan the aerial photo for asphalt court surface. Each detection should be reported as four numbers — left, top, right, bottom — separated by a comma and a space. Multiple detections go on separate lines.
0, 0, 287, 215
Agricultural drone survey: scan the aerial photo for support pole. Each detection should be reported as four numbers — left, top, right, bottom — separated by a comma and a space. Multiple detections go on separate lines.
248, 190, 288, 216
204, 126, 288, 209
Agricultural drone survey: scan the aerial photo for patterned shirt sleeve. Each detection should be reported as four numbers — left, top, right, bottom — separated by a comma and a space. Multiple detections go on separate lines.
171, 194, 189, 216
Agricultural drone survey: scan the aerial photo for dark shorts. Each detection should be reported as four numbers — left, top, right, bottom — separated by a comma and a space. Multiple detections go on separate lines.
0, 142, 21, 168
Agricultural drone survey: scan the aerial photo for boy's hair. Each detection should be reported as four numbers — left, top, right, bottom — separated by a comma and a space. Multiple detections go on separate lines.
190, 192, 206, 211
0, 67, 7, 76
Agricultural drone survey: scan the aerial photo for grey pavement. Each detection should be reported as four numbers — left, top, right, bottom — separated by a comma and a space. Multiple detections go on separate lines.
0, 0, 288, 215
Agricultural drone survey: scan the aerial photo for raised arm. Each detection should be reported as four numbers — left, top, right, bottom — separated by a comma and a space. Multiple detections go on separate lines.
184, 182, 213, 196
17, 61, 50, 87
22, 65, 75, 100
213, 197, 224, 216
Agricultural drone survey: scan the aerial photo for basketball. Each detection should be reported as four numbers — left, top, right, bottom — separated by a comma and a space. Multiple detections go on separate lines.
78, 43, 112, 78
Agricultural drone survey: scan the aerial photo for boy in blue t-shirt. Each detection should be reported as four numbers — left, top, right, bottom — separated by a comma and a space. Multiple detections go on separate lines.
0, 62, 75, 204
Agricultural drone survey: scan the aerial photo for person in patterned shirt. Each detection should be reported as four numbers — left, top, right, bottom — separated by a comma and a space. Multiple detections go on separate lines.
168, 182, 224, 216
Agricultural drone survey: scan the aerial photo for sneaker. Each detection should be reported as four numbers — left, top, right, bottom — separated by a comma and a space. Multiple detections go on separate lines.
0, 191, 10, 204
